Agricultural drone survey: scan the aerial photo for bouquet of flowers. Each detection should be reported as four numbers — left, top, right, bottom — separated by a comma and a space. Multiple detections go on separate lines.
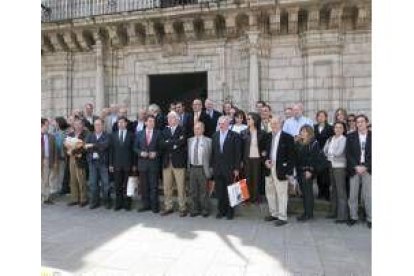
64, 137, 84, 156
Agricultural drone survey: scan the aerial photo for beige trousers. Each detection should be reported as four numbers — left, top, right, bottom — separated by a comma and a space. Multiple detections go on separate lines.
41, 159, 53, 202
163, 165, 186, 212
265, 166, 288, 221
69, 157, 87, 203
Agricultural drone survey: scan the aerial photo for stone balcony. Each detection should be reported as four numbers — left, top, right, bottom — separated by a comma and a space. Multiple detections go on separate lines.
41, 0, 371, 54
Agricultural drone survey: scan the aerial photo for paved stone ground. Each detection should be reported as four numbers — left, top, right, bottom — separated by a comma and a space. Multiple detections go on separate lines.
42, 197, 371, 276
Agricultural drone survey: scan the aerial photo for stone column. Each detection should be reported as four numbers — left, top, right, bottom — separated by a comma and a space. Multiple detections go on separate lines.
95, 37, 105, 113
287, 7, 299, 34
308, 7, 320, 31
247, 31, 260, 112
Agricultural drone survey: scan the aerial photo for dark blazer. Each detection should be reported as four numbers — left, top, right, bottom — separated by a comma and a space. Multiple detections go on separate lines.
294, 139, 321, 176
178, 112, 191, 129
85, 132, 110, 165
112, 119, 134, 133
346, 131, 372, 176
82, 115, 100, 132
134, 129, 162, 172
155, 113, 166, 131
264, 131, 295, 180
131, 120, 146, 135
67, 130, 88, 168
211, 130, 241, 177
160, 125, 187, 168
109, 130, 135, 169
204, 109, 222, 137
185, 111, 210, 137
314, 123, 334, 149
240, 129, 268, 163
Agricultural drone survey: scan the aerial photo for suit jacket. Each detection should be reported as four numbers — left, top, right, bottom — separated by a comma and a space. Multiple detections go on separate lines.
83, 115, 99, 132
314, 123, 334, 149
346, 131, 372, 176
185, 111, 210, 137
264, 131, 295, 180
211, 130, 241, 177
134, 129, 162, 172
160, 125, 187, 168
132, 120, 146, 135
204, 109, 222, 137
187, 136, 213, 179
109, 130, 136, 169
240, 129, 268, 163
41, 132, 58, 168
85, 132, 110, 166
155, 113, 166, 131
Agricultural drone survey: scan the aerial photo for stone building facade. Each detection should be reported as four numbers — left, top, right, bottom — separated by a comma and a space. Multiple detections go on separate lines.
41, 0, 371, 120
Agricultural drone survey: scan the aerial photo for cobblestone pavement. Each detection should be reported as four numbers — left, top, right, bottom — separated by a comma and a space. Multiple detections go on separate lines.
42, 198, 371, 276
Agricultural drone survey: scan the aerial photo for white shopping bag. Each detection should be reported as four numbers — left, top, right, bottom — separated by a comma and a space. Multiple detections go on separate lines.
227, 179, 249, 207
126, 176, 138, 197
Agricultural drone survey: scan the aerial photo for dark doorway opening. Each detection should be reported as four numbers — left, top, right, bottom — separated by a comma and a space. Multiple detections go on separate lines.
149, 72, 208, 113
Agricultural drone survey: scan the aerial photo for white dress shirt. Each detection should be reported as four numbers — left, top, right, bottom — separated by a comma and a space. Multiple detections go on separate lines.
271, 131, 281, 162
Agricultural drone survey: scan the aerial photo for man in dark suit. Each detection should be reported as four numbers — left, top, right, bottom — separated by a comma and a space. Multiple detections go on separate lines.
263, 116, 295, 226
346, 114, 372, 228
134, 115, 162, 213
41, 118, 59, 204
160, 111, 188, 217
85, 119, 111, 209
82, 103, 100, 132
175, 101, 191, 130
186, 98, 210, 137
112, 107, 134, 133
109, 116, 136, 211
211, 115, 241, 220
314, 110, 335, 201
204, 98, 222, 137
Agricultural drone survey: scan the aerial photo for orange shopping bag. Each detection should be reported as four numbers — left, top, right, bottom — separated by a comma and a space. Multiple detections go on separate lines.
239, 179, 250, 201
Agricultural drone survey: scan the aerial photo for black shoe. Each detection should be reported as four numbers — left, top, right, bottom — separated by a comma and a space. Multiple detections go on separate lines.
114, 205, 122, 211
190, 212, 200, 217
335, 219, 348, 224
347, 219, 358, 226
124, 206, 132, 211
152, 209, 159, 214
202, 212, 210, 218
264, 216, 278, 222
297, 214, 311, 222
216, 213, 224, 219
79, 201, 88, 207
138, 206, 151, 212
67, 201, 78, 206
226, 213, 234, 220
367, 222, 371, 229
325, 214, 336, 219
89, 203, 100, 209
274, 220, 288, 227
44, 199, 54, 205
160, 209, 174, 216
179, 211, 188, 217
105, 202, 112, 209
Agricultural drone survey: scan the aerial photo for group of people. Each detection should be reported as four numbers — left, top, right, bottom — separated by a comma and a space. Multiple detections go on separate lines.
41, 99, 372, 228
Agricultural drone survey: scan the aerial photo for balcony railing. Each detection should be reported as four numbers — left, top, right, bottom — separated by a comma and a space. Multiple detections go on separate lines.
41, 0, 224, 22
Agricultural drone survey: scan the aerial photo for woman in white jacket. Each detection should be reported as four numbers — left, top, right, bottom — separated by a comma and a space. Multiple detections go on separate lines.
324, 121, 348, 223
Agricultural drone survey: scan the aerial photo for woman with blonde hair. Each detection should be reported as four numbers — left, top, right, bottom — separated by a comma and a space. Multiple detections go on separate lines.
294, 125, 322, 221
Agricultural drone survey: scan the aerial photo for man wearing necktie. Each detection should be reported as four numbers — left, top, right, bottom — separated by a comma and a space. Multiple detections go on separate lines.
211, 116, 241, 220
109, 116, 136, 211
187, 121, 213, 217
134, 115, 162, 213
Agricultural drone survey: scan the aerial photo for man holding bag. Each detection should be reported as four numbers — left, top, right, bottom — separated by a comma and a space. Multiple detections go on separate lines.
211, 116, 241, 220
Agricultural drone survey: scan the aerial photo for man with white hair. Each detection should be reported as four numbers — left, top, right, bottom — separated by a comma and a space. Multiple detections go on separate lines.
282, 103, 313, 139
264, 116, 295, 226
160, 111, 188, 217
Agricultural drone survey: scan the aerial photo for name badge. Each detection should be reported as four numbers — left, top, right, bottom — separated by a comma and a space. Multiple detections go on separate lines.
93, 152, 99, 159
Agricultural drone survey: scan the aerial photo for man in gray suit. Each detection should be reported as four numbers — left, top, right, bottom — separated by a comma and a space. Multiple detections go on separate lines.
187, 121, 213, 217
